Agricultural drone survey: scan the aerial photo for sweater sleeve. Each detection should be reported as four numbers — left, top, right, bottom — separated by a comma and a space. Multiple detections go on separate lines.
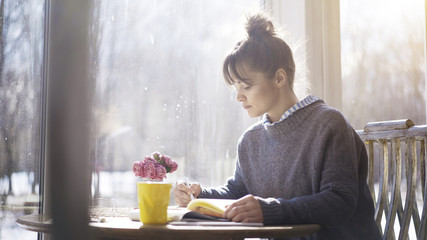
198, 158, 249, 199
259, 119, 362, 226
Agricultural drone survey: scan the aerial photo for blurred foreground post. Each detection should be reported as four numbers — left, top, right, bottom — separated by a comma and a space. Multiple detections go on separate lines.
46, 0, 92, 239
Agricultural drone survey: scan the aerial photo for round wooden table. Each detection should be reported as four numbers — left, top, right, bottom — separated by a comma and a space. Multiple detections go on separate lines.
17, 214, 321, 240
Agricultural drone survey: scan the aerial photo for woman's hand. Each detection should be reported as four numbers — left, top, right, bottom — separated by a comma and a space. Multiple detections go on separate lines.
223, 194, 264, 223
173, 180, 201, 207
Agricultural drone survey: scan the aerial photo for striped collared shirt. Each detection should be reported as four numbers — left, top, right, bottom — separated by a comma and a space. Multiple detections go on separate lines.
263, 95, 320, 126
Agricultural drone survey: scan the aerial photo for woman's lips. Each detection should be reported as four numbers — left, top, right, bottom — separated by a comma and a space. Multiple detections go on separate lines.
243, 105, 251, 110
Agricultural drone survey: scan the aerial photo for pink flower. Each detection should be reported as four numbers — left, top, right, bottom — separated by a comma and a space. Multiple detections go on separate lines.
132, 161, 144, 177
143, 162, 155, 179
169, 161, 178, 173
143, 156, 156, 164
160, 154, 178, 173
154, 165, 167, 179
163, 155, 172, 165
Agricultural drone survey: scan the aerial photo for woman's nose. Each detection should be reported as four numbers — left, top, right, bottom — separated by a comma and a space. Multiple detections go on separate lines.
235, 89, 245, 102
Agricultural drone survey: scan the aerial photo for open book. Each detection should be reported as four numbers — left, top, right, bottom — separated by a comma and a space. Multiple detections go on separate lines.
171, 198, 263, 226
180, 198, 235, 221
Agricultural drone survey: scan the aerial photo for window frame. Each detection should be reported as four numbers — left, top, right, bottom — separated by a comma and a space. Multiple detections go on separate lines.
41, 0, 91, 239
265, 0, 342, 110
38, 1, 49, 239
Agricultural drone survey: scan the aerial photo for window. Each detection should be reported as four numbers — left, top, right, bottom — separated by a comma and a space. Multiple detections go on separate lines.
340, 0, 426, 129
340, 1, 426, 237
89, 0, 261, 209
0, 0, 45, 239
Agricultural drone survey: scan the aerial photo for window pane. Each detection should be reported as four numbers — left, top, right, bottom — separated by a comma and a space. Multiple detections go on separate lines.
0, 0, 44, 239
340, 0, 426, 129
90, 1, 260, 209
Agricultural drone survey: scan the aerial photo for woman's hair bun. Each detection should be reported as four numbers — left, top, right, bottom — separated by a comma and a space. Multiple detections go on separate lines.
245, 13, 276, 38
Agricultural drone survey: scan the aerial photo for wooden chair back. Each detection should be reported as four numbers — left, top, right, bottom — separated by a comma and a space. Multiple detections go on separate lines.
357, 119, 427, 240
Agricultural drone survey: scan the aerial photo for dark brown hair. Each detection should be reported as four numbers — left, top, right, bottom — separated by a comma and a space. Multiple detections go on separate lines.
223, 13, 295, 88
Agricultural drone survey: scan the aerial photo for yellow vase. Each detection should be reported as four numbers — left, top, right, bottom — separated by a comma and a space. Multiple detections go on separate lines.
137, 181, 172, 224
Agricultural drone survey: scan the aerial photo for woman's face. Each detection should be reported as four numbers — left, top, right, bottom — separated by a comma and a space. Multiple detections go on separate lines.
232, 64, 281, 119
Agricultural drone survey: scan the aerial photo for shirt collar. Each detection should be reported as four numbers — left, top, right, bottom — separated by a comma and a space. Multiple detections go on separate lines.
262, 95, 320, 126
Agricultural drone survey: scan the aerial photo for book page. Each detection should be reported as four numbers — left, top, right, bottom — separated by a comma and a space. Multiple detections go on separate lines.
187, 199, 236, 217
181, 211, 229, 222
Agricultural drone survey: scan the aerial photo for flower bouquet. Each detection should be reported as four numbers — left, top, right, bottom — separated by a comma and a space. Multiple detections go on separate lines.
132, 152, 178, 181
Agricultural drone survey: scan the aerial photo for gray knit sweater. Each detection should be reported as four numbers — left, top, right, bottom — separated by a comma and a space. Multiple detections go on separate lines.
199, 100, 381, 239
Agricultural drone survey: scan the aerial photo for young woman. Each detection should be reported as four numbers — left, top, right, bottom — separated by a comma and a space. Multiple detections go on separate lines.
174, 13, 381, 239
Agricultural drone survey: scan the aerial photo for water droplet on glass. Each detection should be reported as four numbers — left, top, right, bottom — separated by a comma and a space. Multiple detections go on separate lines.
150, 35, 154, 45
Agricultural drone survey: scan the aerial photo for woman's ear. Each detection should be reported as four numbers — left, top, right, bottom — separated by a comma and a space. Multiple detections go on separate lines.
274, 68, 288, 88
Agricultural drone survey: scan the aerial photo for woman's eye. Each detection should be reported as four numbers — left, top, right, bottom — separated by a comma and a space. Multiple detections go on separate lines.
244, 85, 252, 90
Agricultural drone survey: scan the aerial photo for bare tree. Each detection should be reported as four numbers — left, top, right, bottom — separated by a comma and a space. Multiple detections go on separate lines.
0, 0, 42, 195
